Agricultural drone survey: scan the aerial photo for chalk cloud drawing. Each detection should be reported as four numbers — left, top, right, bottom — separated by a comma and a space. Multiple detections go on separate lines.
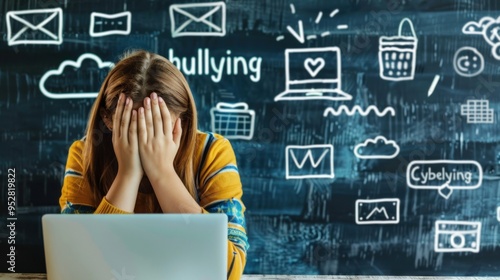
354, 136, 400, 159
39, 53, 114, 99
462, 17, 496, 35
462, 16, 500, 60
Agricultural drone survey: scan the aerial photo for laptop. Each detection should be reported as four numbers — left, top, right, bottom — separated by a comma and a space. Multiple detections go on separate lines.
274, 47, 353, 101
42, 214, 227, 280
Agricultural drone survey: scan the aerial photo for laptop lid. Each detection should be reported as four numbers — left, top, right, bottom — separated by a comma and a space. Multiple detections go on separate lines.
42, 214, 227, 280
274, 47, 352, 101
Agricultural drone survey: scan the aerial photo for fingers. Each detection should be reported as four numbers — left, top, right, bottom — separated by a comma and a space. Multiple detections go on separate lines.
129, 109, 138, 147
158, 96, 173, 137
138, 107, 147, 144
143, 96, 154, 141
172, 118, 182, 146
112, 93, 125, 138
113, 94, 133, 145
150, 93, 164, 136
120, 97, 133, 143
139, 93, 179, 143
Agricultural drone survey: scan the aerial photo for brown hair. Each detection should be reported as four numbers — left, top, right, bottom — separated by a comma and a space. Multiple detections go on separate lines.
82, 50, 198, 205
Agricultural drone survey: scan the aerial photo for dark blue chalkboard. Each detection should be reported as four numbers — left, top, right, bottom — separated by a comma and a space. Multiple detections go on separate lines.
1, 0, 500, 276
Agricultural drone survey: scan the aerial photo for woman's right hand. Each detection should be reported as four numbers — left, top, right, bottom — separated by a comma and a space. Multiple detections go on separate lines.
112, 93, 143, 179
104, 93, 143, 212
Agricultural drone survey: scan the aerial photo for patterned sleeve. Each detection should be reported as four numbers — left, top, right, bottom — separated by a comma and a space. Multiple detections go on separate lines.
61, 201, 96, 214
197, 133, 249, 279
59, 140, 96, 213
60, 140, 131, 214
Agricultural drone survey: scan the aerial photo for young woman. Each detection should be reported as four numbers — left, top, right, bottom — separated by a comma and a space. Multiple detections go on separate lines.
59, 50, 249, 279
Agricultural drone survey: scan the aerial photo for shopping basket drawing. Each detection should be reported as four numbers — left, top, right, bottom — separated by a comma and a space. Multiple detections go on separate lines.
210, 102, 255, 140
378, 18, 418, 81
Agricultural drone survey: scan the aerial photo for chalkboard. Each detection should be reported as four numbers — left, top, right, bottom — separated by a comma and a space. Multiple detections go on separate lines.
1, 0, 500, 276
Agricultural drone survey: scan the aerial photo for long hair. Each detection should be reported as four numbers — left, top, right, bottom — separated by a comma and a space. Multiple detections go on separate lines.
82, 50, 198, 205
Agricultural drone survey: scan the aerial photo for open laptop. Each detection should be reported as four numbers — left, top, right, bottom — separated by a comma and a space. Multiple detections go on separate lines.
42, 214, 227, 280
274, 47, 353, 101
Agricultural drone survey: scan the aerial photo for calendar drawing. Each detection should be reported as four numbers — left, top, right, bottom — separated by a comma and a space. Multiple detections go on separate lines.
210, 102, 255, 140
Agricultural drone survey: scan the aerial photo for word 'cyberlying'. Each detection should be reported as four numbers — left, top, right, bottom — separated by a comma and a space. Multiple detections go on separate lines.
410, 166, 473, 184
406, 160, 483, 199
168, 49, 262, 83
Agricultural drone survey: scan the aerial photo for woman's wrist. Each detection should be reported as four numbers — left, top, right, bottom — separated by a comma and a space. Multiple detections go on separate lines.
148, 166, 178, 187
105, 170, 142, 213
116, 168, 143, 183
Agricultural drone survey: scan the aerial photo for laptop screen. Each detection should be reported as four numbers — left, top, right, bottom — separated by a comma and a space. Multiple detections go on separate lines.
42, 214, 228, 280
285, 47, 340, 90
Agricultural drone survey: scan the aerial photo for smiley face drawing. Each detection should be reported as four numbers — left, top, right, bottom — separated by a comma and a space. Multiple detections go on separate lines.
453, 46, 484, 77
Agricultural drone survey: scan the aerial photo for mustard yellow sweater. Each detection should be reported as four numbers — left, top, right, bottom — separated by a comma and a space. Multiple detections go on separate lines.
60, 131, 249, 279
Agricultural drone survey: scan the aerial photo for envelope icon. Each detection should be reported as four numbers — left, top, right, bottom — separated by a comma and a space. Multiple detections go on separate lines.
285, 144, 334, 179
6, 8, 63, 45
169, 2, 226, 38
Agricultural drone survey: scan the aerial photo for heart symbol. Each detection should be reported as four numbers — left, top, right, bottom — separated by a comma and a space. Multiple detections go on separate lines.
438, 184, 453, 199
304, 58, 325, 77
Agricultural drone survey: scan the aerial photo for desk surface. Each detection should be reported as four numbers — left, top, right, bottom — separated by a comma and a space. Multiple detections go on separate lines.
1, 274, 499, 280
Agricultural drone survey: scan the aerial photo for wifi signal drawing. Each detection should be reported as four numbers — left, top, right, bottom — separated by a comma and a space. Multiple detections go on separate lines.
355, 198, 400, 225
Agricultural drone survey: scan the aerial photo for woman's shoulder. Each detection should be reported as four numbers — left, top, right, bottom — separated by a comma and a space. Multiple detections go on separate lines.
195, 130, 227, 144
194, 131, 236, 166
195, 131, 233, 153
67, 137, 87, 153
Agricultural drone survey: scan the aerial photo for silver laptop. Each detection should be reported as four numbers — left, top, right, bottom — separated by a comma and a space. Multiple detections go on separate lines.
274, 47, 353, 101
42, 214, 227, 280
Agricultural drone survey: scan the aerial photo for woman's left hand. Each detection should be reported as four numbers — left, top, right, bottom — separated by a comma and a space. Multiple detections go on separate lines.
138, 92, 182, 181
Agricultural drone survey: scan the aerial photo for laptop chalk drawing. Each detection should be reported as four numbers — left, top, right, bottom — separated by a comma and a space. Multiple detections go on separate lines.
42, 214, 227, 280
274, 47, 353, 101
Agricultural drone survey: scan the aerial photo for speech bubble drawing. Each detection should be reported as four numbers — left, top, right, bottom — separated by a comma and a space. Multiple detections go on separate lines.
406, 160, 483, 199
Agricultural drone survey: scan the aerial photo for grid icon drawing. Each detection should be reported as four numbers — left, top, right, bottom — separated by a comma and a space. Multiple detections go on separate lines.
210, 102, 255, 140
461, 100, 494, 124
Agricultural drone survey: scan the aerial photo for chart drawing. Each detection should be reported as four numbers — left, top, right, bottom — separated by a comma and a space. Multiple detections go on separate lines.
461, 100, 494, 123
285, 145, 334, 179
